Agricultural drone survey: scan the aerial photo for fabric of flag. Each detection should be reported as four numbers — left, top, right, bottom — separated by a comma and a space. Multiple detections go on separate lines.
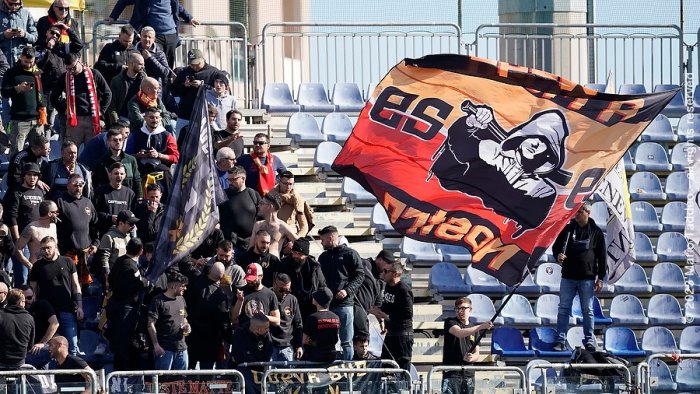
687, 150, 700, 276
595, 160, 635, 284
332, 54, 676, 286
147, 86, 223, 281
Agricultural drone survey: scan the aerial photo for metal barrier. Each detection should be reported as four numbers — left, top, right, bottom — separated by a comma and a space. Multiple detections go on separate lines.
91, 21, 250, 107
527, 362, 633, 393
637, 352, 700, 394
472, 23, 684, 86
258, 22, 462, 100
426, 365, 527, 394
261, 367, 411, 394
106, 369, 245, 393
0, 368, 99, 393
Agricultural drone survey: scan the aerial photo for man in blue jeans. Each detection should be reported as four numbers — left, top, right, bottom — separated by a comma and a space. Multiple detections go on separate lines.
552, 203, 606, 351
148, 271, 190, 370
317, 226, 365, 360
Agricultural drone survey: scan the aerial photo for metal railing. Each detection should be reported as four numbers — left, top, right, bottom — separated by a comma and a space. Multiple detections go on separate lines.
637, 353, 700, 394
426, 365, 527, 394
106, 369, 245, 394
0, 368, 99, 393
527, 362, 632, 393
261, 367, 411, 394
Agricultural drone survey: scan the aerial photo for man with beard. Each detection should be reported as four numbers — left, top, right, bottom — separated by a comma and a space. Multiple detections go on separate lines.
237, 133, 286, 196
237, 230, 282, 288
218, 166, 261, 250
250, 192, 298, 258
7, 134, 50, 191
270, 273, 303, 361
213, 110, 244, 158
42, 140, 92, 201
230, 313, 273, 366
106, 52, 145, 123
95, 25, 136, 85
14, 200, 58, 272
93, 126, 141, 198
95, 210, 137, 290
185, 261, 230, 369
22, 285, 58, 368
148, 271, 191, 370
279, 238, 326, 320
201, 240, 245, 302
273, 171, 312, 238
132, 183, 164, 245
47, 336, 92, 392
93, 162, 136, 236
231, 263, 280, 329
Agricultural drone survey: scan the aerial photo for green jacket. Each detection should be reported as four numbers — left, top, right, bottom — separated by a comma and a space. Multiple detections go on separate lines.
126, 94, 172, 134
106, 70, 144, 124
92, 151, 143, 200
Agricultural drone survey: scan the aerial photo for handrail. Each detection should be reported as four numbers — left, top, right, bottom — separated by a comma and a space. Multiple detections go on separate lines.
637, 352, 700, 394
0, 368, 99, 393
106, 369, 245, 394
261, 367, 411, 394
528, 362, 632, 393
427, 365, 527, 393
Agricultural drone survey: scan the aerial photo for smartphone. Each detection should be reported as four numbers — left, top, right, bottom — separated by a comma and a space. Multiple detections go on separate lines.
11, 28, 18, 33
186, 76, 194, 82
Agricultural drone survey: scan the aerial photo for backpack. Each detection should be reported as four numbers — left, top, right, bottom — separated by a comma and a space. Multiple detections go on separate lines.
564, 348, 630, 391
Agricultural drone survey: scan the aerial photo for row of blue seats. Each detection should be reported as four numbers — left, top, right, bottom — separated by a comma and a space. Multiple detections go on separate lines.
262, 82, 369, 113
429, 261, 696, 296
287, 113, 357, 144
623, 171, 687, 201
639, 114, 700, 143
591, 201, 685, 233
626, 142, 697, 172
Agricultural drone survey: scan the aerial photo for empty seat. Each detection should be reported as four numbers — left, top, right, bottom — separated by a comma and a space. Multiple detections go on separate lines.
261, 83, 299, 113
435, 244, 472, 263
613, 263, 652, 293
370, 203, 395, 233
677, 113, 700, 142
670, 142, 697, 170
321, 113, 354, 143
509, 273, 541, 294
313, 141, 342, 173
534, 263, 561, 292
647, 294, 686, 325
565, 326, 588, 350
656, 231, 688, 261
634, 142, 672, 172
631, 201, 662, 232
676, 359, 700, 391
499, 294, 541, 325
491, 327, 535, 358
530, 327, 572, 357
534, 294, 571, 325
634, 232, 658, 263
609, 294, 649, 325
296, 83, 334, 112
618, 84, 647, 95
641, 114, 677, 143
287, 112, 326, 144
464, 266, 507, 293
648, 359, 677, 392
651, 262, 687, 293
623, 151, 636, 171
331, 83, 365, 112
661, 201, 687, 232
642, 326, 678, 354
653, 84, 687, 118
429, 262, 470, 295
686, 294, 700, 321
629, 172, 666, 200
603, 327, 646, 357
589, 201, 610, 231
584, 83, 607, 92
679, 326, 700, 354
467, 293, 504, 325
341, 177, 377, 205
665, 171, 689, 200
571, 295, 613, 325
400, 237, 442, 263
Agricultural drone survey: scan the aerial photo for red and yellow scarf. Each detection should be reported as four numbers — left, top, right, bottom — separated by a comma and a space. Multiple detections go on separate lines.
66, 66, 101, 135
47, 15, 71, 43
136, 90, 158, 109
252, 151, 275, 196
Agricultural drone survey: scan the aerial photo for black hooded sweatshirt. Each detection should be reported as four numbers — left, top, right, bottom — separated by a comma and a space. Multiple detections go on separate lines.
0, 305, 35, 369
552, 217, 607, 280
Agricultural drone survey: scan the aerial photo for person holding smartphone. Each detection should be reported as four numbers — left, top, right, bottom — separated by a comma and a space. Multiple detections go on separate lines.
170, 48, 220, 136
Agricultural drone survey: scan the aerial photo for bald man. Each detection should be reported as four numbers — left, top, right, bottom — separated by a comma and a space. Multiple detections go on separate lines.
107, 52, 146, 123
126, 77, 172, 133
48, 336, 92, 392
0, 282, 8, 309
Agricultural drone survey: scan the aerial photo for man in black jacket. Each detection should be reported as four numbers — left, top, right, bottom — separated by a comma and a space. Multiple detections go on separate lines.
552, 202, 606, 352
170, 49, 220, 135
270, 273, 303, 362
133, 183, 163, 246
279, 238, 326, 321
7, 133, 49, 191
95, 25, 136, 85
93, 162, 136, 236
0, 289, 34, 370
354, 258, 382, 339
41, 140, 92, 201
317, 225, 365, 360
236, 230, 282, 288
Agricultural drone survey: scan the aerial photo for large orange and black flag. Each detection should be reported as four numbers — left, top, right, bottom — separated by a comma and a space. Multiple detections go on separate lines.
332, 54, 676, 286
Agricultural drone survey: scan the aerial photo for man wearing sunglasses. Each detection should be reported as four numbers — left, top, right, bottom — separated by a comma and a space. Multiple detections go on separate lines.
36, 0, 73, 46
95, 209, 138, 291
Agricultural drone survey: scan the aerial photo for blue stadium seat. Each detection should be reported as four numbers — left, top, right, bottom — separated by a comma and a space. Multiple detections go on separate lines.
400, 237, 442, 263
613, 263, 652, 293
508, 273, 541, 294
589, 201, 610, 232
584, 83, 607, 92
634, 232, 658, 263
535, 294, 574, 325
499, 294, 541, 325
321, 113, 354, 143
634, 142, 672, 172
629, 172, 666, 200
623, 151, 636, 172
464, 266, 507, 293
429, 262, 470, 295
661, 201, 687, 232
261, 83, 299, 113
676, 359, 700, 391
435, 244, 472, 263
641, 114, 677, 143
296, 83, 334, 112
331, 83, 365, 112
665, 171, 689, 201
679, 326, 700, 354
618, 84, 647, 95
653, 84, 687, 118
313, 141, 342, 173
49, 140, 62, 161
287, 113, 326, 144
631, 201, 662, 232
527, 359, 562, 393
656, 231, 688, 262
677, 113, 700, 142
370, 203, 395, 234
535, 263, 561, 292
467, 293, 504, 325
566, 326, 588, 350
651, 262, 687, 293
571, 295, 613, 325
603, 327, 646, 358
686, 294, 700, 321
530, 327, 572, 357
648, 359, 678, 393
492, 327, 536, 358
670, 142, 697, 170
647, 294, 686, 325
642, 326, 679, 354
609, 294, 649, 325
341, 177, 377, 205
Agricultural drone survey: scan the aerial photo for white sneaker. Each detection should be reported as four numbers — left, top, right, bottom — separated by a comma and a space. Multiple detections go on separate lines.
93, 343, 107, 356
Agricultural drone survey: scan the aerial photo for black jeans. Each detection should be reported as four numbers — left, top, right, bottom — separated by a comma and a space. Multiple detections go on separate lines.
156, 33, 179, 68
381, 333, 413, 371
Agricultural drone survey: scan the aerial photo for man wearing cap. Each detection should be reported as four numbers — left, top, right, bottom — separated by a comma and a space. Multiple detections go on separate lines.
280, 238, 326, 321
231, 262, 280, 329
213, 109, 244, 158
147, 270, 190, 370
95, 210, 137, 289
317, 225, 365, 360
237, 229, 282, 289
274, 171, 313, 238
206, 74, 236, 130
1, 46, 47, 155
302, 287, 340, 363
552, 203, 606, 352
7, 133, 50, 191
250, 192, 298, 258
170, 48, 220, 135
95, 25, 136, 85
218, 166, 261, 249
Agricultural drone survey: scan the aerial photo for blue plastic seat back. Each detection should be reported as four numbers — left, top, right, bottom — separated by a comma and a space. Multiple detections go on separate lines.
529, 327, 560, 351
680, 326, 700, 354
676, 359, 700, 390
604, 326, 642, 353
642, 326, 678, 354
400, 237, 441, 262
631, 201, 662, 231
634, 232, 657, 262
571, 295, 610, 324
665, 171, 689, 200
467, 293, 498, 323
492, 327, 528, 352
649, 358, 677, 391
678, 113, 700, 142
465, 266, 506, 292
287, 112, 325, 142
566, 326, 585, 349
297, 83, 334, 112
661, 202, 687, 232
641, 114, 675, 142
647, 294, 686, 325
623, 151, 636, 171
321, 113, 354, 143
535, 263, 561, 291
261, 83, 298, 112
534, 294, 560, 323
609, 294, 647, 324
629, 172, 665, 199
651, 262, 686, 290
500, 294, 539, 322
429, 262, 466, 292
435, 244, 472, 263
670, 143, 696, 170
656, 231, 689, 261
370, 203, 394, 232
618, 84, 647, 95
634, 142, 671, 170
331, 83, 365, 112
589, 202, 610, 230
341, 176, 376, 204
614, 263, 651, 291
653, 84, 687, 118
313, 141, 342, 171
